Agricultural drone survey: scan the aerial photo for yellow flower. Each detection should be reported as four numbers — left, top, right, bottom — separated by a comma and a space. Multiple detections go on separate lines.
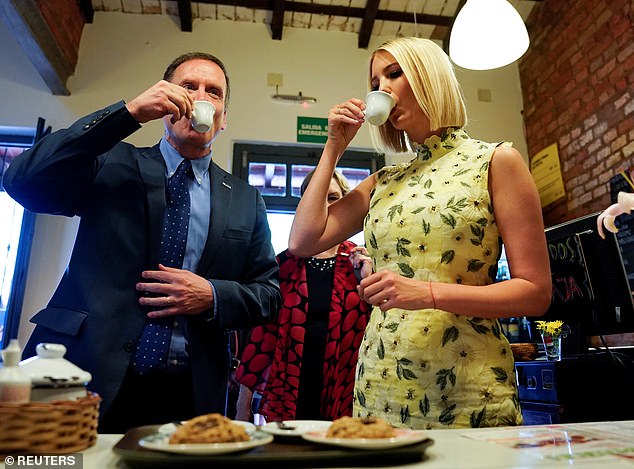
535, 320, 565, 337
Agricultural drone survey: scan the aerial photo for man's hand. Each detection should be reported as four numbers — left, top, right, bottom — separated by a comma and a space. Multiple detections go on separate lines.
137, 264, 214, 317
125, 80, 194, 124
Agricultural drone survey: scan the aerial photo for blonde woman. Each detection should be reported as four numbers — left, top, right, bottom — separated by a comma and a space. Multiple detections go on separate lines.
289, 37, 551, 429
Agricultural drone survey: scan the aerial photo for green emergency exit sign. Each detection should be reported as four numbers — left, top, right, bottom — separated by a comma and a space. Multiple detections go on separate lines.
297, 117, 328, 143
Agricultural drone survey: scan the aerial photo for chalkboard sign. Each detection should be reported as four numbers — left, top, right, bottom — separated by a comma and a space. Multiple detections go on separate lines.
541, 212, 634, 339
547, 232, 594, 307
609, 171, 634, 290
539, 211, 634, 356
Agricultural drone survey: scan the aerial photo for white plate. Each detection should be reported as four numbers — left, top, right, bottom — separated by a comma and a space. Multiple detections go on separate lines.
138, 430, 273, 455
301, 428, 429, 450
261, 420, 332, 437
157, 420, 256, 436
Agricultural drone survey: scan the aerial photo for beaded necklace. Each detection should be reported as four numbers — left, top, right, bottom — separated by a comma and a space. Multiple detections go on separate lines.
306, 256, 336, 271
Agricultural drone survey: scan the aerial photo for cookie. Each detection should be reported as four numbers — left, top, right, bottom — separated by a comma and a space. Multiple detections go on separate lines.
326, 416, 396, 439
168, 413, 249, 444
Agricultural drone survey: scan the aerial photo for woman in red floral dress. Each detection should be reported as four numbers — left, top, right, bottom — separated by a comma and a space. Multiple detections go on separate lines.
234, 171, 372, 422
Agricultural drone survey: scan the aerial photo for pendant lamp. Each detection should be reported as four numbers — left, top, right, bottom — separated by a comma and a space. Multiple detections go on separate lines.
449, 0, 530, 70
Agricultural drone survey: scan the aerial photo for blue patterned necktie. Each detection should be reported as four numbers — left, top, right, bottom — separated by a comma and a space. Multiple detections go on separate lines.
132, 159, 193, 374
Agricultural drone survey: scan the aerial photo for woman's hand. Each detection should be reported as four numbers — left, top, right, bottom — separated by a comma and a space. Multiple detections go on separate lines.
358, 270, 433, 311
349, 246, 374, 280
327, 98, 366, 149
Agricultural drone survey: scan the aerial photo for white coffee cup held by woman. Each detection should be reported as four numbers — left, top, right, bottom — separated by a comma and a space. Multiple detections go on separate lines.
364, 91, 396, 126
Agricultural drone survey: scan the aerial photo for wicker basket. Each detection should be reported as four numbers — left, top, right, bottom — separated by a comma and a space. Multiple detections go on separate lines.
511, 342, 539, 361
0, 392, 100, 455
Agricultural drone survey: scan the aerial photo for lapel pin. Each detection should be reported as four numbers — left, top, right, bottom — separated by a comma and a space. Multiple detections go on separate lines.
222, 181, 232, 189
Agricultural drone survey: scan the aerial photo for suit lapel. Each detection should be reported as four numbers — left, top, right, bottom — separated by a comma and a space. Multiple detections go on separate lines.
197, 162, 232, 275
137, 145, 166, 267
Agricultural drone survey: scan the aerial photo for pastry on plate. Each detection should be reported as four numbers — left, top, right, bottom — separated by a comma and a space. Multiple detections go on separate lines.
168, 413, 249, 444
326, 416, 396, 439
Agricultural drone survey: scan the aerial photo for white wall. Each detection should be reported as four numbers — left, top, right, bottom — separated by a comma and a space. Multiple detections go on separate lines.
457, 64, 528, 158
0, 12, 529, 345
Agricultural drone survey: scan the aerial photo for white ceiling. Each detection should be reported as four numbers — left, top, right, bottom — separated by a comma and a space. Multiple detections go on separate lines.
91, 0, 537, 44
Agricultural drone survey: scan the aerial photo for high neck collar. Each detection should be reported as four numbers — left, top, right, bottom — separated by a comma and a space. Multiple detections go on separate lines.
411, 128, 469, 161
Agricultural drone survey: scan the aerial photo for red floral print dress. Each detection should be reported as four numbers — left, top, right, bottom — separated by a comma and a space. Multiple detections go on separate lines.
235, 241, 370, 421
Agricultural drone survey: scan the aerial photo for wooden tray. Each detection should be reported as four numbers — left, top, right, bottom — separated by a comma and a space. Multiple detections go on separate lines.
112, 425, 434, 468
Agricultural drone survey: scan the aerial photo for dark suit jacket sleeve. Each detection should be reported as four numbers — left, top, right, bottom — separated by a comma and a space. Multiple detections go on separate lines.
209, 189, 281, 331
2, 101, 140, 216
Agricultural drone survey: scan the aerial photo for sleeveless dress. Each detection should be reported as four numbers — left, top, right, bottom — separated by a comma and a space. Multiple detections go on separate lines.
353, 128, 523, 429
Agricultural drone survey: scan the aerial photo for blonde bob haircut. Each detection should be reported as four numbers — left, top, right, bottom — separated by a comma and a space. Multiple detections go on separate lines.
368, 37, 468, 153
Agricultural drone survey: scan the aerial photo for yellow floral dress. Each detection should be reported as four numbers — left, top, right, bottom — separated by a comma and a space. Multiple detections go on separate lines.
353, 128, 523, 429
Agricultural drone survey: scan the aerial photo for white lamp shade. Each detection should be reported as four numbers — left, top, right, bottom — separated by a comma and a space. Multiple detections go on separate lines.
449, 0, 530, 70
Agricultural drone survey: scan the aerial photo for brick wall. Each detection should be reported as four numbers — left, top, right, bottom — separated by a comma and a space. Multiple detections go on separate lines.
520, 0, 633, 227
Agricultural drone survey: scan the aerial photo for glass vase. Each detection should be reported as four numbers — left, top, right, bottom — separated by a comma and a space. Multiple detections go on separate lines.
541, 333, 562, 361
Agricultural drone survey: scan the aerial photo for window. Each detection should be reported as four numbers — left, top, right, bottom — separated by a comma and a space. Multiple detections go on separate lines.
233, 142, 384, 254
0, 119, 49, 348
0, 150, 25, 342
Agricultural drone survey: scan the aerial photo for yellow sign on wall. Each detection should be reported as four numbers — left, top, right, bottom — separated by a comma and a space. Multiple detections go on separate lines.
530, 143, 566, 207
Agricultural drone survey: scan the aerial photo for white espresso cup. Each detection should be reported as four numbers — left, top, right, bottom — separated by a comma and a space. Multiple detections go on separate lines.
364, 91, 395, 126
191, 100, 215, 133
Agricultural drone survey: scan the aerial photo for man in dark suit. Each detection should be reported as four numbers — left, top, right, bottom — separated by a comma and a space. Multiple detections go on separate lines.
2, 52, 281, 433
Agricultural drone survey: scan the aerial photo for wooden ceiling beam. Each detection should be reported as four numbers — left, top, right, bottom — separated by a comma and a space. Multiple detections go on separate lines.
177, 0, 193, 32
271, 0, 285, 40
202, 0, 450, 24
358, 0, 380, 49
0, 0, 76, 95
79, 0, 94, 23
376, 10, 452, 26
